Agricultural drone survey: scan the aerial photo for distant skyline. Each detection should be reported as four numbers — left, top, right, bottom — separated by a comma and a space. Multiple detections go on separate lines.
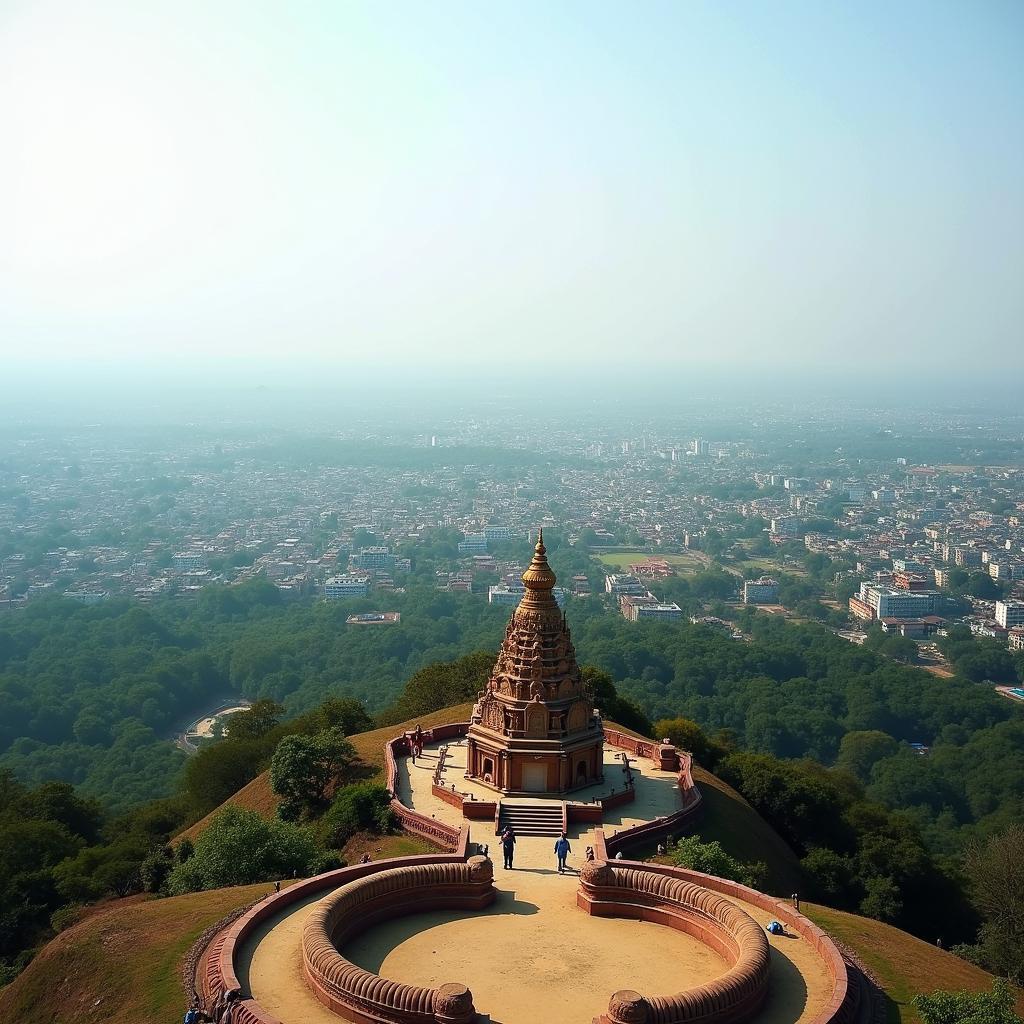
1, 1, 1022, 376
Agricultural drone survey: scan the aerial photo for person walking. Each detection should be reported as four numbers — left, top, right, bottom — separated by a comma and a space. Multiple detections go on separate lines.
501, 826, 516, 869
554, 833, 571, 873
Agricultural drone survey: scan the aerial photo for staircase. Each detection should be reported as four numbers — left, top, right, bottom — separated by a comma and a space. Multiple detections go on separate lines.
496, 801, 565, 837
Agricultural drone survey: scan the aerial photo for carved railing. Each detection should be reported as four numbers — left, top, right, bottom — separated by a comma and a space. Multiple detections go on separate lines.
578, 860, 771, 1024
581, 850, 858, 1024
202, 853, 477, 1024
303, 858, 495, 1024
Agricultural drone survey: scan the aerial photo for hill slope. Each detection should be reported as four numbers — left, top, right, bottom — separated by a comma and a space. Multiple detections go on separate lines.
0, 884, 273, 1024
803, 903, 1024, 1024
2, 705, 1015, 1024
177, 705, 801, 893
178, 702, 476, 842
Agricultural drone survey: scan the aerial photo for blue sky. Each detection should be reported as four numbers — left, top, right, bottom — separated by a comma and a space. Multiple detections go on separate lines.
1, 0, 1021, 379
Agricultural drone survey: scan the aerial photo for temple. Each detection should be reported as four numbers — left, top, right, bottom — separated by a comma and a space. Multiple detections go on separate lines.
465, 530, 604, 794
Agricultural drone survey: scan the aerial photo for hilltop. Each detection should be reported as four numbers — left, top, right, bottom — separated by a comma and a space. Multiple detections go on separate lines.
1, 702, 1019, 1024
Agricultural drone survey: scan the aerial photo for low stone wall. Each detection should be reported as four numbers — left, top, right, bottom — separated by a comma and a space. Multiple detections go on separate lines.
589, 849, 858, 1024
303, 857, 496, 1024
385, 730, 467, 850
577, 859, 771, 1024
601, 733, 703, 856
201, 851, 475, 1024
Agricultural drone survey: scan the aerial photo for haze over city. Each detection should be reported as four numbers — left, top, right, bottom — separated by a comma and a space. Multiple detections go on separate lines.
2, 6, 1024, 1024
2, 0, 1022, 392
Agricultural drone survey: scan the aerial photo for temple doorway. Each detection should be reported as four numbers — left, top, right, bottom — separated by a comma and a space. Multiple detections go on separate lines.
522, 763, 546, 792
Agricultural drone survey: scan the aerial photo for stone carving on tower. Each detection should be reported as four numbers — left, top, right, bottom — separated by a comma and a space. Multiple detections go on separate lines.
465, 530, 605, 794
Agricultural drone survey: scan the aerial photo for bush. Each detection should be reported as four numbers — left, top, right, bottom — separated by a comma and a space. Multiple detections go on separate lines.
668, 835, 765, 889
913, 980, 1021, 1024
166, 806, 320, 894
320, 784, 396, 849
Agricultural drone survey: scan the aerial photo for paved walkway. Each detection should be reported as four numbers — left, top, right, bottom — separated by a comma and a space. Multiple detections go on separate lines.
236, 741, 833, 1024
400, 739, 683, 855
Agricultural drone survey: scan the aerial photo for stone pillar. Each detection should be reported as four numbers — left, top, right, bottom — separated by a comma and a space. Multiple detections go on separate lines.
606, 990, 651, 1024
432, 983, 475, 1024
657, 742, 680, 772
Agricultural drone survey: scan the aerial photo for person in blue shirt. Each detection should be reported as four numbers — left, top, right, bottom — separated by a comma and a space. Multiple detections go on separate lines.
554, 833, 571, 873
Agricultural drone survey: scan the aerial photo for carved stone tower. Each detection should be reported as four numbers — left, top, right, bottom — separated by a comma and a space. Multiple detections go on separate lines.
466, 531, 604, 794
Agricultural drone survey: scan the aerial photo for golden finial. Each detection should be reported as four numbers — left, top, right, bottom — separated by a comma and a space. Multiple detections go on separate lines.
522, 527, 556, 592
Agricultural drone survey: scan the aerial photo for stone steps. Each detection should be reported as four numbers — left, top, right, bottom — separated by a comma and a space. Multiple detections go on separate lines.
497, 802, 565, 836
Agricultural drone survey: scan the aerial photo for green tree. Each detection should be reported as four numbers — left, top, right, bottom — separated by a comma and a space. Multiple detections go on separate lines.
653, 717, 719, 767
836, 731, 900, 782
225, 699, 285, 741
166, 806, 321, 894
860, 874, 903, 922
669, 835, 764, 888
964, 826, 1024, 983
270, 727, 357, 820
913, 980, 1021, 1024
320, 783, 395, 848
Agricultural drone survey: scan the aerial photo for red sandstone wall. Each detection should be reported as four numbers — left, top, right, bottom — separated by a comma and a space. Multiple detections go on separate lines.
588, 850, 857, 1024
204, 854, 474, 1024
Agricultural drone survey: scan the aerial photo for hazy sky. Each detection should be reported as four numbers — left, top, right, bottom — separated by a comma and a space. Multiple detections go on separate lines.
1, 1, 1022, 379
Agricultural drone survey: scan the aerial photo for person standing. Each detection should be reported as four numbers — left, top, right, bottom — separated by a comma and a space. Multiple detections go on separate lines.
501, 826, 516, 869
554, 833, 571, 873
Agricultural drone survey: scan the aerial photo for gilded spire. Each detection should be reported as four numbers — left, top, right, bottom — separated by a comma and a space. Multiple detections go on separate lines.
521, 528, 556, 592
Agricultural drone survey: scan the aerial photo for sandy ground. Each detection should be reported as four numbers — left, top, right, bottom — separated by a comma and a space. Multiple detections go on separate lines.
240, 840, 832, 1024
237, 742, 833, 1024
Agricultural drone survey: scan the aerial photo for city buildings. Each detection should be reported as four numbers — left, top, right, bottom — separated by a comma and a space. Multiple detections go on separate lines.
743, 577, 779, 604
324, 575, 370, 599
995, 600, 1024, 629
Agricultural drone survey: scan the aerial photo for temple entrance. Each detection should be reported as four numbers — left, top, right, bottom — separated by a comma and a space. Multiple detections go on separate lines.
522, 763, 546, 792
482, 758, 495, 784
576, 760, 587, 783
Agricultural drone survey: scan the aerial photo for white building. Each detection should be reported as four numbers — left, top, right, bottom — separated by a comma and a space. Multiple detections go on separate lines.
770, 516, 801, 536
483, 526, 515, 543
458, 534, 488, 555
859, 582, 939, 619
605, 574, 648, 596
995, 600, 1024, 629
173, 552, 205, 571
324, 574, 370, 600
743, 578, 779, 604
633, 602, 683, 621
355, 547, 391, 569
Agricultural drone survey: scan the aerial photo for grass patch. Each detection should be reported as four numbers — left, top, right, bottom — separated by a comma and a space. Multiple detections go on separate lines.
803, 903, 1024, 1024
0, 885, 275, 1024
341, 830, 442, 862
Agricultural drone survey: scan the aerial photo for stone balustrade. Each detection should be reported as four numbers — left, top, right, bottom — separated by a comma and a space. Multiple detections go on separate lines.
577, 860, 771, 1024
303, 857, 496, 1024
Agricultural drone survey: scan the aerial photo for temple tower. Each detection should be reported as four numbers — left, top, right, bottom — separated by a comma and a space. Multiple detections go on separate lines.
466, 531, 604, 794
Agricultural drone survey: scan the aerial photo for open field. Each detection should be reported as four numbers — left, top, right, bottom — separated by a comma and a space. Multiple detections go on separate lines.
594, 548, 707, 573
803, 903, 1024, 1024
735, 557, 808, 578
